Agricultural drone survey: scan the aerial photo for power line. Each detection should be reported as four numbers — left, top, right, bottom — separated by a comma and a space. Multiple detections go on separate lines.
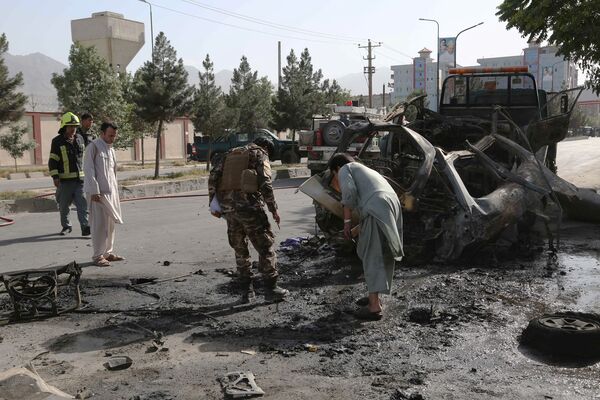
373, 49, 405, 64
382, 44, 414, 61
176, 0, 367, 43
145, 1, 355, 45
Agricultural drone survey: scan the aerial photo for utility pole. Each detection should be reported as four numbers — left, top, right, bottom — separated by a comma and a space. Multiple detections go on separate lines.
359, 39, 382, 108
277, 41, 282, 91
382, 84, 386, 109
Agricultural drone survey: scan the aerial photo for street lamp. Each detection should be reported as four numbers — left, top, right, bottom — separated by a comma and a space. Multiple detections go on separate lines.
139, 0, 154, 61
419, 18, 439, 110
454, 22, 484, 68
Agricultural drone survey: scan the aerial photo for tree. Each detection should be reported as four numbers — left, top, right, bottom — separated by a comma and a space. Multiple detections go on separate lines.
0, 124, 36, 172
272, 48, 324, 155
0, 34, 27, 129
497, 1, 600, 94
191, 54, 229, 167
320, 79, 350, 107
120, 72, 156, 166
132, 32, 194, 179
226, 56, 273, 132
51, 42, 127, 139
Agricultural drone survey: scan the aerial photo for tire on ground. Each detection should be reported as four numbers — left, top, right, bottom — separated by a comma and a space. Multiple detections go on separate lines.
281, 150, 300, 164
322, 120, 346, 146
520, 312, 600, 357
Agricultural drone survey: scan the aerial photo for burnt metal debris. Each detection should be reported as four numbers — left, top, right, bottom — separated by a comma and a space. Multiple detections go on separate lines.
0, 261, 82, 322
300, 83, 600, 262
219, 371, 265, 398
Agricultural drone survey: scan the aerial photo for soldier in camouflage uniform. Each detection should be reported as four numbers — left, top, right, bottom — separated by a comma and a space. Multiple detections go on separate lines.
208, 137, 289, 303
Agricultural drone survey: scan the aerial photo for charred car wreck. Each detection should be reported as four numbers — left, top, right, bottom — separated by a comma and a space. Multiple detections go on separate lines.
300, 67, 600, 262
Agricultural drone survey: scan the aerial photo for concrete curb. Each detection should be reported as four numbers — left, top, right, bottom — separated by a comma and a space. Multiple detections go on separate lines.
1, 167, 310, 214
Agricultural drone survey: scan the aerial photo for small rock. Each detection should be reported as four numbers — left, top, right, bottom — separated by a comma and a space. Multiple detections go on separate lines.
470, 368, 477, 373
163, 261, 171, 266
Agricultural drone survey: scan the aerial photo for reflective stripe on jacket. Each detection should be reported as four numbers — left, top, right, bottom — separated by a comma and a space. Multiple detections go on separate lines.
48, 133, 86, 181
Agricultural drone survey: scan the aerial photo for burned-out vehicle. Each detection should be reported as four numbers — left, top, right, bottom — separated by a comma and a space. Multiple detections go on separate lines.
299, 67, 600, 262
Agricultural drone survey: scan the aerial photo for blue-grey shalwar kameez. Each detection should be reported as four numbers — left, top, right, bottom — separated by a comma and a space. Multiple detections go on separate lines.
338, 162, 404, 294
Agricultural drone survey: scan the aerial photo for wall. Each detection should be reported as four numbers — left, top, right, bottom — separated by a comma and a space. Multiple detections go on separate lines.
0, 112, 191, 168
0, 114, 35, 168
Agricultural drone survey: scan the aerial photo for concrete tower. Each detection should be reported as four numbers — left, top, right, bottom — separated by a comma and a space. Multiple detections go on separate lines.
71, 12, 144, 71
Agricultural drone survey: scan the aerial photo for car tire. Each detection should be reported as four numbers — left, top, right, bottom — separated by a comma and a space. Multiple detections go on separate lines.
322, 120, 346, 146
521, 312, 600, 357
281, 150, 300, 164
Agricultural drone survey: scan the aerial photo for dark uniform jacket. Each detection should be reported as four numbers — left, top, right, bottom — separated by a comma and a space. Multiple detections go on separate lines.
208, 143, 277, 214
77, 127, 92, 147
48, 133, 86, 181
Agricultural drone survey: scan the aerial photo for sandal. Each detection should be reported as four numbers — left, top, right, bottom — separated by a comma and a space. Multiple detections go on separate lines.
93, 257, 111, 267
106, 254, 125, 262
354, 306, 383, 321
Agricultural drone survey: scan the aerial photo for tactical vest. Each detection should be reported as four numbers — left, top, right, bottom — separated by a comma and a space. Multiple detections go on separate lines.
218, 147, 250, 191
218, 146, 259, 193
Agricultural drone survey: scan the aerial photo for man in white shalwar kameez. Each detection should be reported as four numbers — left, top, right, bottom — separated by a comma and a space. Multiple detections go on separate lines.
329, 153, 403, 320
83, 122, 124, 267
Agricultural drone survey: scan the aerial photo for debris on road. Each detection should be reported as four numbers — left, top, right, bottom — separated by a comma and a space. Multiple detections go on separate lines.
520, 311, 600, 358
219, 371, 265, 398
103, 356, 133, 371
0, 261, 82, 323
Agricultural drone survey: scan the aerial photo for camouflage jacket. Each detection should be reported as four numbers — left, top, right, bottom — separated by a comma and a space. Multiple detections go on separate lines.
208, 143, 278, 213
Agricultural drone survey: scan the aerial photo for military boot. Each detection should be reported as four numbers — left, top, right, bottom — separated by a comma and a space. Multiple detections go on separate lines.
239, 278, 256, 304
264, 277, 289, 302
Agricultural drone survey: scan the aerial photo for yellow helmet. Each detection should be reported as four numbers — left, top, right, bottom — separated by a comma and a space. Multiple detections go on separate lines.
60, 112, 81, 129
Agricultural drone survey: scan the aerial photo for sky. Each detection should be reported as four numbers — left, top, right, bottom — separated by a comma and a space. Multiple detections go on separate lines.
1, 0, 531, 82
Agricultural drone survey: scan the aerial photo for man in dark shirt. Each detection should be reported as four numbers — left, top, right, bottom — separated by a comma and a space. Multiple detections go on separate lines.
48, 112, 90, 236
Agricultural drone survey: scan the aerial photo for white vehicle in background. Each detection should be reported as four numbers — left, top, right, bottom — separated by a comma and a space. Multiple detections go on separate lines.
298, 103, 384, 175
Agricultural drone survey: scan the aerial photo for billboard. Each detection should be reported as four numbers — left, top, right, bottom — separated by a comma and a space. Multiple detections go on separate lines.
439, 37, 456, 68
542, 65, 554, 91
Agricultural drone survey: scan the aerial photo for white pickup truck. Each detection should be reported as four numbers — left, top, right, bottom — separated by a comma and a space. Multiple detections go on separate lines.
298, 104, 384, 175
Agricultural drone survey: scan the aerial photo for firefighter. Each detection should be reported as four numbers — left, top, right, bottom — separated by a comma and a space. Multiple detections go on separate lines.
48, 112, 90, 236
208, 137, 289, 303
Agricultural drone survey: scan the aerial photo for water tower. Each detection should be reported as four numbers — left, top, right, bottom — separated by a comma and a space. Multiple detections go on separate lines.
71, 12, 144, 71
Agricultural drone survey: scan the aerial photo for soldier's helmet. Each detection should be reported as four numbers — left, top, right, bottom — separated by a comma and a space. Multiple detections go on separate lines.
253, 137, 275, 158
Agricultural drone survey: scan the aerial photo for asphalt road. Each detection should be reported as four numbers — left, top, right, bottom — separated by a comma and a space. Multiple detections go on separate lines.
0, 178, 313, 275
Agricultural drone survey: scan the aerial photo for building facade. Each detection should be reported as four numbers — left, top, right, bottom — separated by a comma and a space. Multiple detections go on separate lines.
390, 48, 439, 110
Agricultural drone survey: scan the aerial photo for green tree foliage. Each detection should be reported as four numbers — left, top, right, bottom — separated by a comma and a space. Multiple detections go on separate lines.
120, 72, 156, 165
497, 0, 600, 93
272, 49, 324, 133
51, 43, 127, 133
0, 34, 27, 128
192, 54, 228, 138
132, 32, 194, 179
226, 56, 273, 132
320, 78, 350, 107
191, 54, 230, 167
0, 124, 36, 172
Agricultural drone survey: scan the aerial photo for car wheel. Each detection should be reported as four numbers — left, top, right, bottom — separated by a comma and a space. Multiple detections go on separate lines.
281, 150, 300, 164
322, 120, 346, 146
521, 312, 600, 357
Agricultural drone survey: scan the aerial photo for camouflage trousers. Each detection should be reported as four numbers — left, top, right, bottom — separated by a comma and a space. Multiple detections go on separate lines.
224, 209, 278, 280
